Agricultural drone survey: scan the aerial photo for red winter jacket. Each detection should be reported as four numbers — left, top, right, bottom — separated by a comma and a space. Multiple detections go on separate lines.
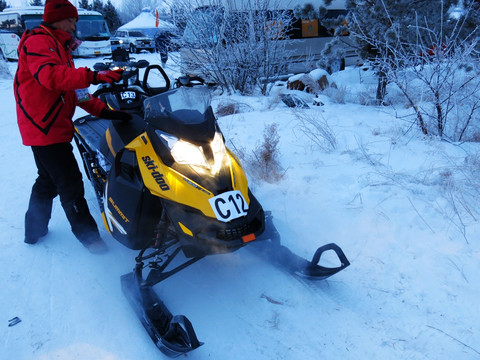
14, 24, 105, 146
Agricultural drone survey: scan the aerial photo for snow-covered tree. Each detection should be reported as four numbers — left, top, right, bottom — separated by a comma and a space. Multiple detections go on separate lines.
293, 2, 318, 20
336, 0, 480, 139
0, 0, 8, 11
175, 0, 294, 95
78, 0, 91, 10
103, 0, 122, 32
340, 0, 480, 103
119, 0, 158, 23
92, 0, 103, 13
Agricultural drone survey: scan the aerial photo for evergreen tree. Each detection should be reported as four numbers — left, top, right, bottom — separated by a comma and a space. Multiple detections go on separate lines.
119, 0, 157, 23
0, 0, 8, 12
103, 0, 122, 32
92, 0, 104, 13
78, 0, 91, 10
293, 3, 318, 19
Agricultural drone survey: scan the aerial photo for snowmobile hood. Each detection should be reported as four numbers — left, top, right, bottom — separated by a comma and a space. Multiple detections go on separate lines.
144, 87, 216, 145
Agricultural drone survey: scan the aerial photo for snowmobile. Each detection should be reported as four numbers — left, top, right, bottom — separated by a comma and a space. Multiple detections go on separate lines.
73, 50, 350, 357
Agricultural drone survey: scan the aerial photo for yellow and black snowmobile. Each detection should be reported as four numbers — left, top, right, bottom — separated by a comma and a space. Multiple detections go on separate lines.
73, 51, 350, 357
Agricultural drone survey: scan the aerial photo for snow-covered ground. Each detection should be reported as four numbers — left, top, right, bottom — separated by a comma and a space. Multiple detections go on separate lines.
1, 52, 479, 360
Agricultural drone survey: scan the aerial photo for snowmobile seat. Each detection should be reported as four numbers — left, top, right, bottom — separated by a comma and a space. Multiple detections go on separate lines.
74, 115, 110, 153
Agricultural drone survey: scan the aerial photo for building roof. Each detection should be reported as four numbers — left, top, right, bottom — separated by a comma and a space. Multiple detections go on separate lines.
118, 8, 176, 36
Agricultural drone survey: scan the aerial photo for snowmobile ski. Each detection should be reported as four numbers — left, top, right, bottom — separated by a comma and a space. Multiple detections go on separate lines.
251, 212, 350, 280
121, 265, 203, 357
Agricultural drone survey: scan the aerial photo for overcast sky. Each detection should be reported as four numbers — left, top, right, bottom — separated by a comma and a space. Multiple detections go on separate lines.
7, 0, 123, 9
6, 0, 348, 10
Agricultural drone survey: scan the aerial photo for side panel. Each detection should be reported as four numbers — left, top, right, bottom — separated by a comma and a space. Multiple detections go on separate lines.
227, 148, 249, 195
73, 40, 112, 57
104, 148, 162, 249
0, 33, 20, 60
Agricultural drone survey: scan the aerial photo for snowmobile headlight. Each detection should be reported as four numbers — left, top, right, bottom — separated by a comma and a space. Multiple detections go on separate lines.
157, 131, 208, 169
171, 140, 210, 168
156, 130, 227, 175
210, 131, 227, 174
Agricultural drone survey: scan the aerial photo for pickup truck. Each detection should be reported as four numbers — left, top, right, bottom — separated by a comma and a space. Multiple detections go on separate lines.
112, 29, 155, 53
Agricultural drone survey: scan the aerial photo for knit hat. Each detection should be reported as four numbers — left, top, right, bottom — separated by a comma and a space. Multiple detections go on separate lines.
43, 0, 79, 24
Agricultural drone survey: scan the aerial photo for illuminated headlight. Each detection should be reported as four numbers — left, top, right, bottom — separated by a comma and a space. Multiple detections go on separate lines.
119, 40, 123, 44
156, 130, 227, 175
210, 131, 227, 173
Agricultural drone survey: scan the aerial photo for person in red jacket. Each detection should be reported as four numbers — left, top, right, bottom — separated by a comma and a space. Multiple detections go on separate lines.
14, 0, 131, 253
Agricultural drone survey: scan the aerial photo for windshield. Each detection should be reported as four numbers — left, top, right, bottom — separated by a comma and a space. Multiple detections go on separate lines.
76, 16, 110, 41
144, 87, 211, 124
23, 15, 42, 30
21, 14, 110, 41
129, 31, 147, 37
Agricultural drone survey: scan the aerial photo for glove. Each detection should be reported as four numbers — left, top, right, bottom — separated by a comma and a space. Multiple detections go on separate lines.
100, 108, 132, 121
92, 69, 123, 85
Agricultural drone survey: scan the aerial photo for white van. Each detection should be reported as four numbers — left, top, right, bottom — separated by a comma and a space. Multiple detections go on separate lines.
0, 7, 112, 60
0, 30, 20, 60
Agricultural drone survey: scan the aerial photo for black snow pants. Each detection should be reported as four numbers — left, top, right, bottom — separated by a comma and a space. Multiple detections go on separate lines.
25, 142, 100, 245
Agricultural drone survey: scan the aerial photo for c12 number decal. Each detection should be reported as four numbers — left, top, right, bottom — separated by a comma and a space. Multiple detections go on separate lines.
209, 190, 249, 222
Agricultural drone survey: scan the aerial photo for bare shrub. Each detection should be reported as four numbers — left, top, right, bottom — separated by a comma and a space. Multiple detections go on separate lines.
322, 84, 347, 104
386, 51, 480, 141
215, 100, 253, 117
293, 109, 337, 152
246, 123, 284, 183
356, 89, 377, 105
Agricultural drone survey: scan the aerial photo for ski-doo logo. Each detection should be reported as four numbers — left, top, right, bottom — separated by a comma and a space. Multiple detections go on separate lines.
142, 156, 170, 191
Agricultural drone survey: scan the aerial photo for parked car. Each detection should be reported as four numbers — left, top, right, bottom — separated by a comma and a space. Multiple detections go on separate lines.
153, 29, 181, 52
113, 29, 155, 53
109, 36, 123, 52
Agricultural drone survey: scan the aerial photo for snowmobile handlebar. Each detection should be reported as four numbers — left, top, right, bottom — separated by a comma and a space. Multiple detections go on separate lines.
173, 75, 217, 89
92, 59, 148, 86
91, 83, 149, 99
91, 62, 170, 98
93, 59, 149, 72
174, 75, 205, 88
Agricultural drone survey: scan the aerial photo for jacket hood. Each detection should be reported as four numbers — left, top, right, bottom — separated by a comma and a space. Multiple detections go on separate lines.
18, 24, 73, 51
